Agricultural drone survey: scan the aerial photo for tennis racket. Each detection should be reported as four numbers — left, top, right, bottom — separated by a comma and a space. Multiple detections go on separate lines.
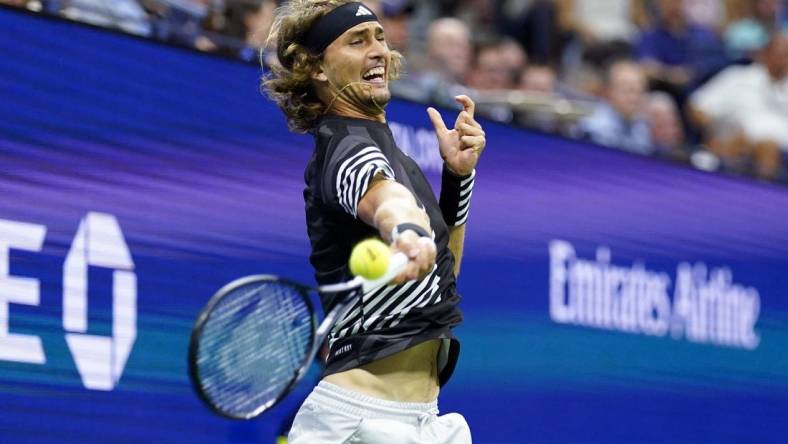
188, 252, 408, 419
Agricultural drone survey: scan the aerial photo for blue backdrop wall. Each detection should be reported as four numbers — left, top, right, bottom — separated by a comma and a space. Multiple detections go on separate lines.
0, 8, 786, 444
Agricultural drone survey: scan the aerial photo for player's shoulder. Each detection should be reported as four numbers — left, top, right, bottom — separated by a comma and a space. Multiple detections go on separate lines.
317, 124, 381, 163
318, 116, 375, 142
317, 115, 384, 145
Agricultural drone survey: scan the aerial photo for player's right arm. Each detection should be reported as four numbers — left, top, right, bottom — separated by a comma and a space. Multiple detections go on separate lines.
320, 140, 435, 284
357, 177, 436, 284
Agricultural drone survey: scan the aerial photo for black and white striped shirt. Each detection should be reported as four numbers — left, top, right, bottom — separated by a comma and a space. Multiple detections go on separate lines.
304, 115, 462, 386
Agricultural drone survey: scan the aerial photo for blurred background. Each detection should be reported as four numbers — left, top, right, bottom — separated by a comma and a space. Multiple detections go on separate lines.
5, 0, 788, 181
0, 1, 786, 443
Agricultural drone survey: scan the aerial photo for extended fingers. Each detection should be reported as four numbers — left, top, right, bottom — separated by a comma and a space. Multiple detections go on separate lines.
455, 110, 480, 130
457, 122, 484, 137
460, 135, 485, 150
455, 95, 475, 118
427, 107, 448, 134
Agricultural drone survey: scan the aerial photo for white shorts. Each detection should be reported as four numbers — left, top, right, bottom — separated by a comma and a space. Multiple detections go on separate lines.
287, 381, 472, 444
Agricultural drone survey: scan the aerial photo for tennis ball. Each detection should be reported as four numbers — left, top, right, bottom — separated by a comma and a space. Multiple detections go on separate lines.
349, 238, 391, 280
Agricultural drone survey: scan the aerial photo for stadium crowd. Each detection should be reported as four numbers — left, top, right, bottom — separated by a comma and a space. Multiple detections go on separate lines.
3, 0, 787, 182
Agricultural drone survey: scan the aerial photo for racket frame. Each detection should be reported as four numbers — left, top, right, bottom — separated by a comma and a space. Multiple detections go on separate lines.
188, 252, 407, 419
187, 274, 320, 420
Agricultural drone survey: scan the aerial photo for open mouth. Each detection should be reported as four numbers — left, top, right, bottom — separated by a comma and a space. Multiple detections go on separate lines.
362, 66, 386, 85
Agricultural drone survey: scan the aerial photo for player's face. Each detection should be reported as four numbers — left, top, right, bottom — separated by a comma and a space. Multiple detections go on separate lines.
319, 22, 392, 115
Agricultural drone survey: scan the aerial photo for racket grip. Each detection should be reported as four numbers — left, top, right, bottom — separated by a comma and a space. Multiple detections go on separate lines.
362, 252, 408, 293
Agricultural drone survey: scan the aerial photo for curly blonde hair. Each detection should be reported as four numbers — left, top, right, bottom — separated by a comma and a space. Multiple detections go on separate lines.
262, 0, 403, 133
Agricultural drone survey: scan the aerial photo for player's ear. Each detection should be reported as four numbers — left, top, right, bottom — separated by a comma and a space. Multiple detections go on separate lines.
312, 65, 328, 82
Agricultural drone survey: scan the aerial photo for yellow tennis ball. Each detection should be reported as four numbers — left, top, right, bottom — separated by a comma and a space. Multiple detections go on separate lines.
349, 238, 390, 280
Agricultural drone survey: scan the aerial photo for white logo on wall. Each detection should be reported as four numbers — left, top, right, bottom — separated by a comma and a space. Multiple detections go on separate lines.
549, 240, 760, 350
0, 212, 136, 390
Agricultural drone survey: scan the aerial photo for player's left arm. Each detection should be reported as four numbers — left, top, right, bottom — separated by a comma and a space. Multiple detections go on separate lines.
427, 95, 485, 277
446, 225, 467, 277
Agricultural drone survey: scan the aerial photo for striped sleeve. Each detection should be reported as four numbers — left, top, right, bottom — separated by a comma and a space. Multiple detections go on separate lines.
439, 166, 475, 226
453, 169, 475, 226
323, 142, 395, 217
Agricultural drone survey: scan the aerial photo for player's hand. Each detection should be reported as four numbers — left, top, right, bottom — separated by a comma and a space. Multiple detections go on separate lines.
427, 95, 486, 176
389, 230, 436, 284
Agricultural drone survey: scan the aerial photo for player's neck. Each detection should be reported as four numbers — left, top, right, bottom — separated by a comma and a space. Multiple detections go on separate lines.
329, 101, 386, 123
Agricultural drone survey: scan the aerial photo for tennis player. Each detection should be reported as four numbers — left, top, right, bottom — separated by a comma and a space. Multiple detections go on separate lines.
264, 1, 485, 442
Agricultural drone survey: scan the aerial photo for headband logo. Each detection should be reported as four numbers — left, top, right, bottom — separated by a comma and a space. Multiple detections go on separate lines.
356, 5, 373, 16
300, 3, 379, 54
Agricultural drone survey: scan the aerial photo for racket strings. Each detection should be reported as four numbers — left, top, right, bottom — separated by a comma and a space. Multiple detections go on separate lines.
196, 281, 313, 417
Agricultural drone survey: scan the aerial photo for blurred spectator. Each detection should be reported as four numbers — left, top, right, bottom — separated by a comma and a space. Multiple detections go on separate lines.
362, 0, 382, 16
499, 37, 528, 83
396, 17, 472, 105
646, 91, 690, 160
636, 0, 728, 99
6, 0, 785, 184
546, 1, 642, 104
144, 0, 209, 47
496, 0, 567, 66
558, 0, 641, 44
380, 0, 414, 54
0, 0, 44, 12
60, 0, 153, 36
683, 0, 727, 31
462, 39, 516, 121
516, 63, 562, 132
468, 41, 514, 90
689, 32, 788, 179
520, 63, 558, 94
196, 0, 276, 61
575, 59, 653, 154
243, 0, 275, 49
725, 0, 788, 59
438, 0, 497, 42
425, 17, 472, 86
563, 62, 604, 98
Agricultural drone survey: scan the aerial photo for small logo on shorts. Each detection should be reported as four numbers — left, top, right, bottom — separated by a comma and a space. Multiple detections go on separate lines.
356, 5, 373, 16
